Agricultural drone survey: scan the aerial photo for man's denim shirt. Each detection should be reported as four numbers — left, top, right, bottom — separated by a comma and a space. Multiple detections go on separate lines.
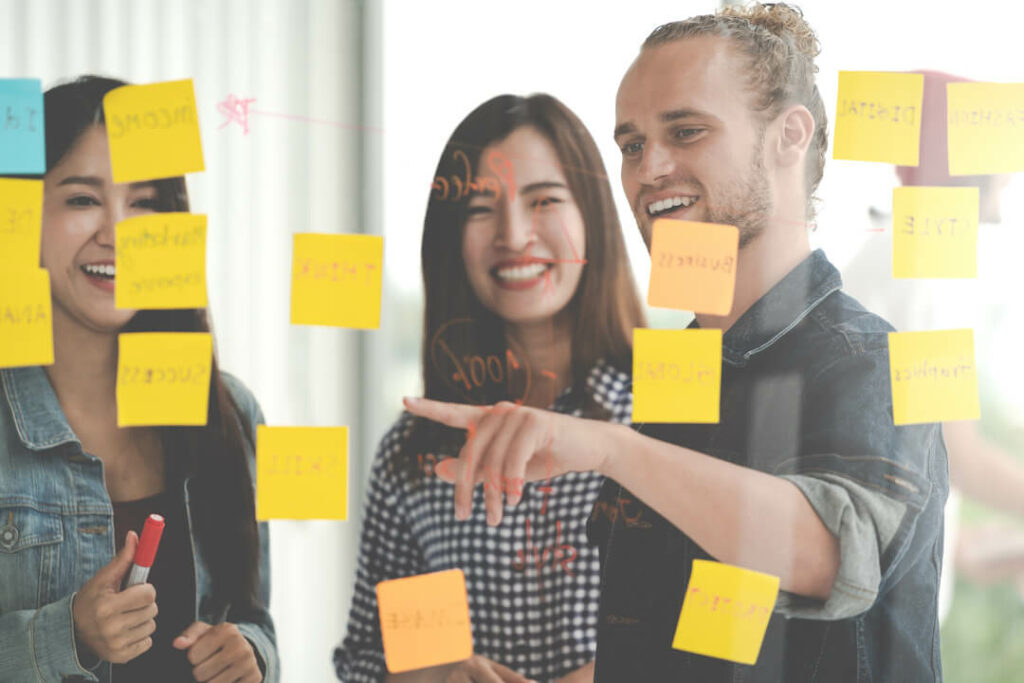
591, 249, 948, 682
0, 367, 279, 683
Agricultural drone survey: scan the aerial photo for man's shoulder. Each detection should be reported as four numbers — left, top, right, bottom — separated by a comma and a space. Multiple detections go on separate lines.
804, 288, 897, 356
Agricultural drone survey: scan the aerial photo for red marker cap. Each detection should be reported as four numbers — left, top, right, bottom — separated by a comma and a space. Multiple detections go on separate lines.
135, 514, 165, 568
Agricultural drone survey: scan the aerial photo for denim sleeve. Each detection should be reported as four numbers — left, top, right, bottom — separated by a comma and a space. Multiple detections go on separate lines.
334, 416, 426, 682
0, 593, 98, 682
777, 473, 906, 618
772, 346, 946, 620
220, 372, 280, 682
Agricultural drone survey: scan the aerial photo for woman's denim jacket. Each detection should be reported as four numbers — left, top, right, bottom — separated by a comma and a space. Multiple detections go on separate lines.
0, 367, 279, 682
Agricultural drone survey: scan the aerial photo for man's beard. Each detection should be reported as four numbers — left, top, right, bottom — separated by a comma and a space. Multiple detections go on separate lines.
704, 135, 773, 249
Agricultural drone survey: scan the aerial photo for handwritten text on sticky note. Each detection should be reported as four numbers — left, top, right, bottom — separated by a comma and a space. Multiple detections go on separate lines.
256, 426, 348, 520
290, 233, 383, 329
672, 559, 780, 665
115, 213, 207, 309
0, 269, 54, 368
633, 328, 721, 423
103, 79, 204, 183
648, 219, 738, 315
892, 186, 978, 279
116, 332, 212, 426
833, 71, 924, 165
947, 81, 1024, 175
0, 178, 43, 269
888, 329, 979, 425
0, 78, 45, 174
376, 569, 473, 674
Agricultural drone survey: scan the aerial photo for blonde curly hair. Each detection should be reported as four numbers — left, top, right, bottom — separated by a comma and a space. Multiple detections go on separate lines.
643, 2, 828, 221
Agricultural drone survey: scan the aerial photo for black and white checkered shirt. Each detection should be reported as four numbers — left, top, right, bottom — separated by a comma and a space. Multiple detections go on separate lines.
334, 360, 632, 683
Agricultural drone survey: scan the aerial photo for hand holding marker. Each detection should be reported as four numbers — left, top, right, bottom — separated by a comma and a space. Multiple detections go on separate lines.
124, 514, 164, 588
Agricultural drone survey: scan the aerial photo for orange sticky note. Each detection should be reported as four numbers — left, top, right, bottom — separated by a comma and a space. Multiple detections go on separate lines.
103, 79, 204, 183
648, 219, 738, 315
0, 178, 43, 268
947, 82, 1024, 175
376, 569, 473, 674
116, 332, 212, 426
256, 426, 348, 520
833, 71, 924, 165
892, 186, 978, 279
116, 213, 208, 309
290, 233, 383, 329
888, 329, 979, 425
672, 559, 780, 665
0, 269, 54, 368
633, 328, 721, 423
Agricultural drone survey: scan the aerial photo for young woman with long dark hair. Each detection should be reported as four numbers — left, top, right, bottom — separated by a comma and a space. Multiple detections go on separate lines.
335, 94, 644, 683
0, 76, 277, 683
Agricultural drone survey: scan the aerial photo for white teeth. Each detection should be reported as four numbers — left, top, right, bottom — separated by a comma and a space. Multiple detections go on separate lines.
82, 264, 116, 277
495, 263, 548, 281
647, 195, 698, 215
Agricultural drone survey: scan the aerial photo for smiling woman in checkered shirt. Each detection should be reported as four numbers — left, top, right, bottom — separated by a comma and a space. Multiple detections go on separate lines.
334, 94, 645, 683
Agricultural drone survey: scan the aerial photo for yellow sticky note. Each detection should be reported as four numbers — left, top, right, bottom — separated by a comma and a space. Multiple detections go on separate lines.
290, 233, 383, 329
115, 213, 207, 309
947, 82, 1024, 175
889, 329, 979, 425
633, 328, 721, 423
376, 569, 473, 674
116, 332, 212, 426
0, 179, 43, 269
892, 187, 978, 279
103, 79, 204, 183
833, 71, 924, 165
648, 219, 738, 315
0, 269, 54, 368
672, 559, 780, 665
256, 426, 348, 520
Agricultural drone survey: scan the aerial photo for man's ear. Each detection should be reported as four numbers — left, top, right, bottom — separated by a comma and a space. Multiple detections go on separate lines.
773, 105, 815, 168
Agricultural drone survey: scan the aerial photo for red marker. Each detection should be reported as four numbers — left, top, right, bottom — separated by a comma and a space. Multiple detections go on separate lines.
125, 514, 164, 588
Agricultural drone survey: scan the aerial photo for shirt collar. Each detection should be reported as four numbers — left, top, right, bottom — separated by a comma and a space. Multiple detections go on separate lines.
2, 366, 79, 451
718, 249, 842, 367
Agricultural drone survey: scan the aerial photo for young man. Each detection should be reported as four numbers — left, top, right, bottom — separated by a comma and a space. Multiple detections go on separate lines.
406, 4, 946, 681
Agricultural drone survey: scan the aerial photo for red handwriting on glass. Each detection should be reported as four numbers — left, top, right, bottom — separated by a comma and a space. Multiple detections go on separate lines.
429, 318, 532, 402
510, 518, 577, 597
297, 258, 377, 286
590, 495, 649, 528
217, 94, 257, 134
431, 149, 516, 202
216, 94, 386, 135
686, 587, 772, 620
509, 448, 576, 600
443, 347, 522, 394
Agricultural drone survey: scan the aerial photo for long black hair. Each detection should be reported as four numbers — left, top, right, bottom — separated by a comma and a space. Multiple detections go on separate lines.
43, 75, 261, 614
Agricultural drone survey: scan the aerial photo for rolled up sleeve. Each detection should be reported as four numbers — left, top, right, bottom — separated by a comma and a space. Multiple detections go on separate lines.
772, 345, 947, 620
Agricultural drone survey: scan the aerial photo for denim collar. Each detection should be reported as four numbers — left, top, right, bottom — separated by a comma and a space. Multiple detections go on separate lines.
1, 366, 79, 451
714, 248, 842, 367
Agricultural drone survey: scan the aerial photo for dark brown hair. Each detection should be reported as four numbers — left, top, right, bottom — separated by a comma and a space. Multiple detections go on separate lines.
43, 75, 261, 614
643, 2, 829, 220
403, 94, 645, 478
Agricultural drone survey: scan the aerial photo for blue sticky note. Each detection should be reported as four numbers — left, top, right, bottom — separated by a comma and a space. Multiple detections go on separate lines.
0, 79, 45, 174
